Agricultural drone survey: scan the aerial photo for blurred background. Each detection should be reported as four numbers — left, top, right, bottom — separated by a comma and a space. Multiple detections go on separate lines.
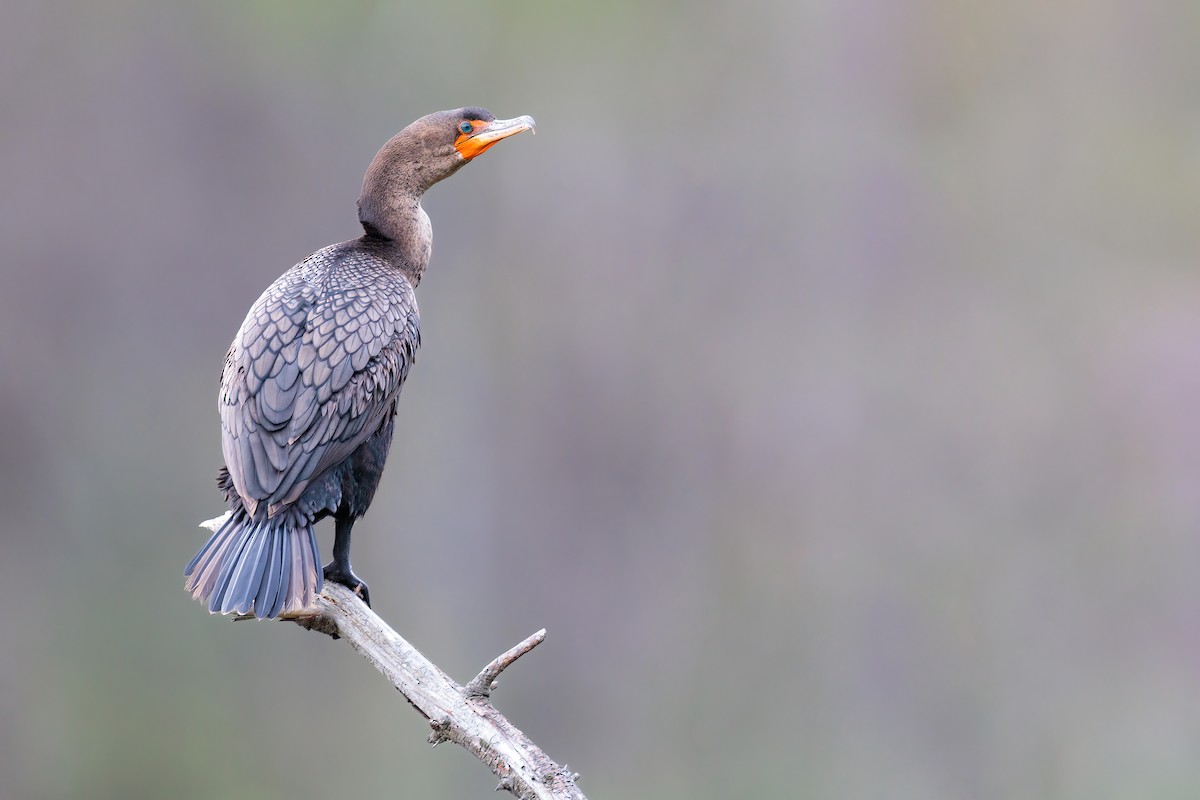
2, 1, 1199, 797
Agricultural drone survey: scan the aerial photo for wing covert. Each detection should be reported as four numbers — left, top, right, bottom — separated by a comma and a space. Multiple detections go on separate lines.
219, 247, 420, 517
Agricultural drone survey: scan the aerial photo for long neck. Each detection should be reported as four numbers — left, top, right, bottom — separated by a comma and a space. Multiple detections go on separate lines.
357, 128, 461, 288
359, 195, 433, 286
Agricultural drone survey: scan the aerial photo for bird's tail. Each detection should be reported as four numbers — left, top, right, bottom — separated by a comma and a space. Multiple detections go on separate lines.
184, 509, 322, 619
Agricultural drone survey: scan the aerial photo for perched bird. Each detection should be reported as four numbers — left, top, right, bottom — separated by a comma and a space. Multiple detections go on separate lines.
185, 108, 535, 618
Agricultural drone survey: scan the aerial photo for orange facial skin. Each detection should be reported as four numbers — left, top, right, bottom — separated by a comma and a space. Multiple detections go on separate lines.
454, 116, 536, 160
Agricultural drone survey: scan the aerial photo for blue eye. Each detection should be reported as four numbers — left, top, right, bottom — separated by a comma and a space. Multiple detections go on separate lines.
459, 121, 473, 134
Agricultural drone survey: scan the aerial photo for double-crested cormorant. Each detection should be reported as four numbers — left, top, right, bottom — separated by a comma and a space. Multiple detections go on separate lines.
185, 108, 535, 618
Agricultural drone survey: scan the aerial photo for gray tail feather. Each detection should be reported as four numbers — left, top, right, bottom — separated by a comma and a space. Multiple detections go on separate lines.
184, 510, 322, 618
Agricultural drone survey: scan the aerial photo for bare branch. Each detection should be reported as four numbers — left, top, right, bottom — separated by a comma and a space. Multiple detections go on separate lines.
280, 582, 586, 800
466, 629, 547, 699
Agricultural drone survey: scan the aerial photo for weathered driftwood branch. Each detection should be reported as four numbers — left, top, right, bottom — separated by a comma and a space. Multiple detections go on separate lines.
199, 512, 584, 798
279, 583, 585, 800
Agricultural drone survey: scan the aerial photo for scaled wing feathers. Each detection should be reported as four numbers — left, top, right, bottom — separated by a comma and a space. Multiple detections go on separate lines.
219, 245, 420, 517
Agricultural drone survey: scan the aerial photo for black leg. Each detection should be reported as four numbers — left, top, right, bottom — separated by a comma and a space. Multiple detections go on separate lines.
323, 517, 371, 606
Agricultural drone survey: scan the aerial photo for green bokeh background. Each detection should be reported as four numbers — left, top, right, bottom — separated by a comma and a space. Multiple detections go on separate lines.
2, 1, 1199, 798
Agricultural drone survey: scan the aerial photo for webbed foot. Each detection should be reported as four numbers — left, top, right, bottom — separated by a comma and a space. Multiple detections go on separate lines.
322, 562, 371, 607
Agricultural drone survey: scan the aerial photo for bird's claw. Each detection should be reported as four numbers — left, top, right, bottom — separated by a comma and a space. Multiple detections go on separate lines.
322, 563, 371, 607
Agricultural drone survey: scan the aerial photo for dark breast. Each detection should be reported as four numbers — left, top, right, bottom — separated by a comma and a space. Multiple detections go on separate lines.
219, 242, 420, 518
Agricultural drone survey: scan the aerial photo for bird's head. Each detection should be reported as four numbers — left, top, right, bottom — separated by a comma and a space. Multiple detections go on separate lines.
362, 107, 536, 200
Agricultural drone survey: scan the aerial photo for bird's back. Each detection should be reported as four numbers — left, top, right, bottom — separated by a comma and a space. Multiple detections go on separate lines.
220, 241, 421, 520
